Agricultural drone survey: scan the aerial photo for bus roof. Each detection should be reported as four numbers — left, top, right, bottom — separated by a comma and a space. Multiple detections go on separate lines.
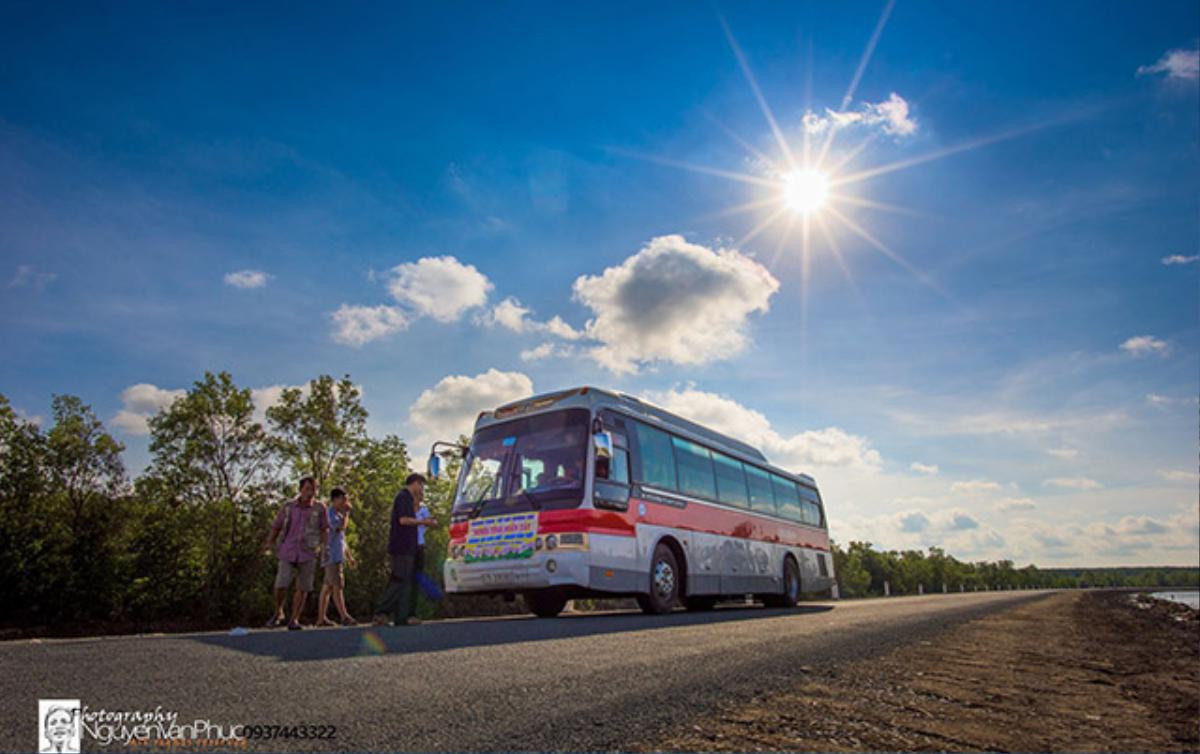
481, 386, 818, 488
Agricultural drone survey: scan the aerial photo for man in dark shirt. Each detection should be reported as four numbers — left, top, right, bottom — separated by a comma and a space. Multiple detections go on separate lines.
374, 473, 439, 626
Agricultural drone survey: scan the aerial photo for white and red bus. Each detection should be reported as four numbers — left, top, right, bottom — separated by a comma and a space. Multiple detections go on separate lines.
431, 387, 835, 617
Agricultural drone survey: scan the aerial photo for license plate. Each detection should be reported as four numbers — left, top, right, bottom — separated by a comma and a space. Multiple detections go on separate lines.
464, 513, 538, 564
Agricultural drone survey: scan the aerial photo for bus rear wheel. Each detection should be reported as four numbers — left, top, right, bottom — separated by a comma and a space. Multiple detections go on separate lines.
524, 590, 567, 618
637, 543, 680, 614
764, 558, 801, 608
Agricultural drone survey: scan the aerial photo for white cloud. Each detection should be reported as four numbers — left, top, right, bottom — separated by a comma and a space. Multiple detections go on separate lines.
950, 479, 1002, 495
1109, 515, 1168, 535
641, 386, 882, 471
1161, 254, 1199, 266
572, 235, 779, 374
1157, 469, 1199, 483
386, 256, 492, 323
1044, 476, 1102, 490
408, 369, 534, 445
909, 462, 939, 475
847, 507, 1001, 560
223, 269, 270, 289
330, 304, 410, 346
1027, 525, 1072, 553
1145, 393, 1196, 408
934, 508, 980, 531
896, 510, 930, 533
481, 297, 584, 340
996, 497, 1037, 513
1045, 447, 1078, 460
1138, 47, 1199, 80
111, 383, 187, 435
486, 297, 531, 332
801, 93, 917, 137
1119, 335, 1169, 358
1081, 512, 1195, 556
251, 383, 311, 425
9, 264, 56, 291
889, 406, 1126, 437
519, 342, 555, 362
544, 316, 582, 340
519, 342, 576, 362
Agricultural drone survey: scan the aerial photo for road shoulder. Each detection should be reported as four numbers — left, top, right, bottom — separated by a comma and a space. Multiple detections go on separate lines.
643, 591, 1200, 752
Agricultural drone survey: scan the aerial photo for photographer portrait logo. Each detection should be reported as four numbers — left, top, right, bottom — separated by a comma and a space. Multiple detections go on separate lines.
38, 699, 82, 754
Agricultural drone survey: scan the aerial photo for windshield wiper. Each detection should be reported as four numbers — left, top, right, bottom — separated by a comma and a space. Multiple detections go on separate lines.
517, 488, 541, 511
467, 488, 491, 519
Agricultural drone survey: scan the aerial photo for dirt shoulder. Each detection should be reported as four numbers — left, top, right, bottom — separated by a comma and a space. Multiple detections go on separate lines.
644, 591, 1199, 752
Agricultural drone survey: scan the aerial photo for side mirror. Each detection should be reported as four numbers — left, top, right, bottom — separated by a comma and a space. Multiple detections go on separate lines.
592, 431, 613, 460
427, 440, 469, 480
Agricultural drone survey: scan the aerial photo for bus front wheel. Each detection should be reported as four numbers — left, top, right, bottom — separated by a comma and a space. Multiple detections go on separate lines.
524, 590, 567, 618
637, 543, 681, 614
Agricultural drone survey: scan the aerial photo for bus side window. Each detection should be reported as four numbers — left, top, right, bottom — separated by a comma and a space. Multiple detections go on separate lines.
611, 447, 630, 484
772, 476, 804, 523
745, 465, 777, 514
713, 451, 750, 508
632, 421, 678, 491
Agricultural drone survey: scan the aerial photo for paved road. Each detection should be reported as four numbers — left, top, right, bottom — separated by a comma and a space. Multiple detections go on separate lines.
2, 591, 1050, 752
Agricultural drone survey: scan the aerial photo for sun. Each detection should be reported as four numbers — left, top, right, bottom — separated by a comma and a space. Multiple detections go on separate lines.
781, 169, 830, 214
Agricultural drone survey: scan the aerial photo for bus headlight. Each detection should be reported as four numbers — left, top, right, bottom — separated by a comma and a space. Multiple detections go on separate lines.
545, 534, 558, 550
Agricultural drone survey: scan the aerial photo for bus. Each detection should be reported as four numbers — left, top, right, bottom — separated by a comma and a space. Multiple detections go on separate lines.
429, 386, 835, 617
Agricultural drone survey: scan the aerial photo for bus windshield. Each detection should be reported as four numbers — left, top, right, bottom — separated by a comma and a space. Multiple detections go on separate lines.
453, 408, 590, 517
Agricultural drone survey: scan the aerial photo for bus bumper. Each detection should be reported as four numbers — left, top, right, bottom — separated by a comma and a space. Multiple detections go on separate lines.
444, 550, 590, 594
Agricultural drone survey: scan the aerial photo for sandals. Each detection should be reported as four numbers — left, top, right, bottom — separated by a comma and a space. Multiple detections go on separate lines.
316, 618, 338, 627
265, 615, 284, 628
341, 616, 358, 626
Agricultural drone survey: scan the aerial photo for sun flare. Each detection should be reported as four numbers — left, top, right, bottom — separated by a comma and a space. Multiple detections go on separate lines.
781, 169, 830, 214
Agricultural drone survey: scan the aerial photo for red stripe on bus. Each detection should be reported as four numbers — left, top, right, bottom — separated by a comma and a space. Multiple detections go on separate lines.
449, 499, 829, 551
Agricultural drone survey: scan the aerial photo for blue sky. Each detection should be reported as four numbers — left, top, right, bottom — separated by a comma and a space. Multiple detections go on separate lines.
3, 1, 1197, 566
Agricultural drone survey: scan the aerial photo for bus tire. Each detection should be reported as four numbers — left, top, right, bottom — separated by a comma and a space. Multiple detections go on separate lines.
524, 591, 567, 618
684, 595, 717, 611
764, 557, 801, 608
639, 543, 681, 614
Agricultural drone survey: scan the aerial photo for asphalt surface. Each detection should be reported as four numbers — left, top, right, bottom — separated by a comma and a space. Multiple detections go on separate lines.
2, 591, 1051, 752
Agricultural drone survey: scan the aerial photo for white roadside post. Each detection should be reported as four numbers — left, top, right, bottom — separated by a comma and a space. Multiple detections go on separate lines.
884, 580, 891, 597
918, 583, 924, 595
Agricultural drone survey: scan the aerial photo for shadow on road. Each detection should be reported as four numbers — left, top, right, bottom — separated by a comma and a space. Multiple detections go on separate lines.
190, 604, 834, 662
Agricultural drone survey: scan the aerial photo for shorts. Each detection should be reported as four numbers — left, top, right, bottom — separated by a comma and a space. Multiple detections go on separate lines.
275, 558, 316, 592
323, 561, 344, 589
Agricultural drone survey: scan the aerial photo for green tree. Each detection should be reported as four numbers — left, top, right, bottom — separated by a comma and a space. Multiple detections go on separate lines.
144, 372, 280, 620
0, 395, 50, 621
43, 395, 127, 620
339, 435, 412, 618
266, 375, 368, 495
832, 540, 872, 597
